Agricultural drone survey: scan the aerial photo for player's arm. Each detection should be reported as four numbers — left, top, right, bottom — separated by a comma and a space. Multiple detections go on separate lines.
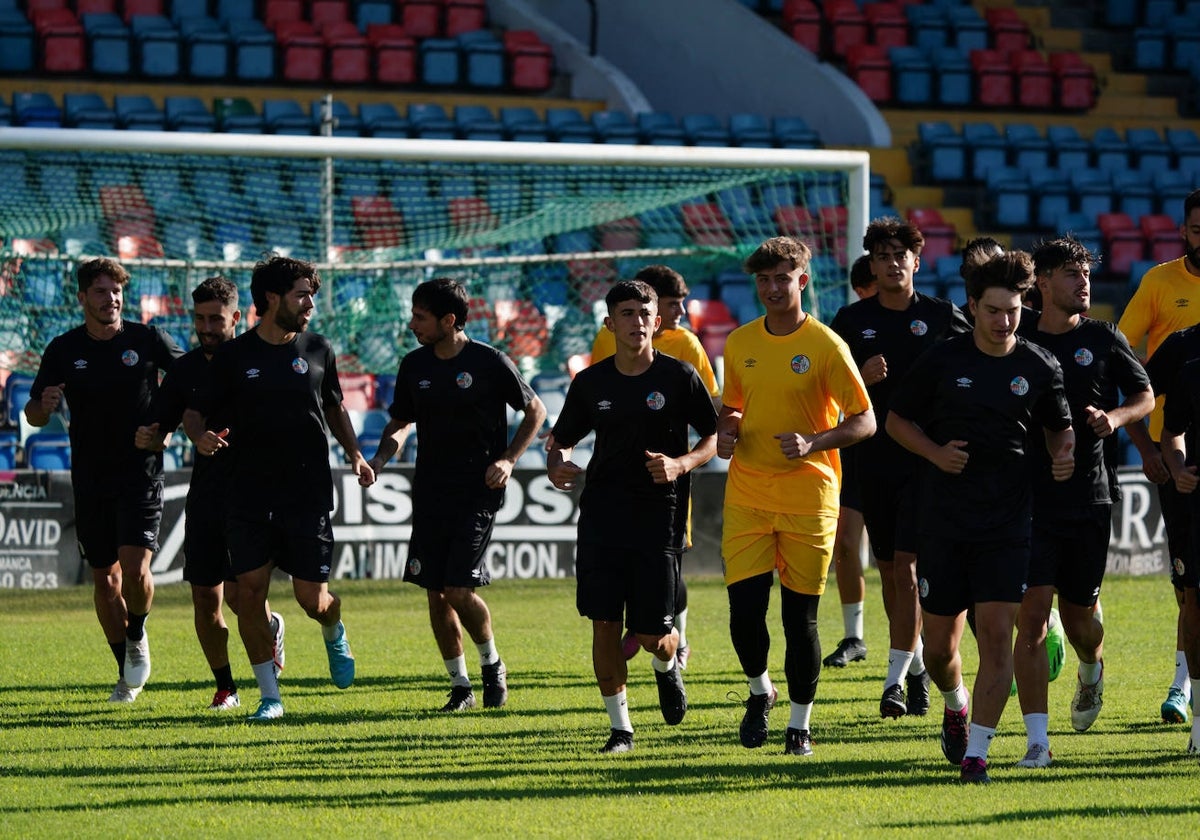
1083, 387, 1154, 439
1161, 428, 1198, 493
774, 409, 876, 460
1124, 419, 1170, 484
716, 404, 742, 459
325, 403, 372, 479
364, 417, 411, 476
886, 410, 968, 475
1044, 426, 1075, 482
545, 434, 583, 491
645, 433, 717, 483
488, 395, 548, 490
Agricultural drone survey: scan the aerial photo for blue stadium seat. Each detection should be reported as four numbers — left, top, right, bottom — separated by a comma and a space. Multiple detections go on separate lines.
681, 113, 730, 147
500, 106, 549, 142
1090, 127, 1131, 174
180, 16, 229, 80
986, 166, 1032, 229
1047, 124, 1090, 170
1153, 169, 1192, 223
263, 99, 312, 135
1132, 27, 1167, 71
360, 102, 409, 137
728, 113, 774, 147
450, 104, 500, 140
63, 92, 117, 129
409, 102, 458, 139
164, 95, 215, 132
25, 432, 71, 471
458, 29, 504, 88
1169, 18, 1200, 72
1027, 168, 1072, 230
962, 123, 1006, 181
772, 116, 820, 148
889, 46, 933, 105
170, 0, 208, 23
546, 106, 595, 143
82, 12, 131, 75
131, 15, 182, 77
591, 110, 639, 144
215, 0, 255, 23
1167, 127, 1200, 172
1103, 0, 1138, 27
1144, 0, 1177, 27
214, 96, 262, 133
1112, 170, 1156, 222
114, 93, 164, 129
356, 0, 392, 31
637, 111, 685, 146
906, 5, 948, 51
1126, 127, 1172, 174
1004, 123, 1050, 171
1071, 168, 1115, 219
310, 99, 362, 137
420, 38, 461, 86
0, 9, 33, 73
0, 430, 17, 470
227, 18, 274, 81
917, 120, 966, 182
930, 47, 971, 106
14, 92, 62, 127
947, 6, 988, 52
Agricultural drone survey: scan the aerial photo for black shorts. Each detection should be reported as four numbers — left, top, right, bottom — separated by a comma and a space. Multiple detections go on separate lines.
405, 506, 495, 590
840, 447, 862, 511
575, 541, 680, 634
1180, 505, 1200, 589
1029, 506, 1111, 607
917, 533, 1030, 616
860, 469, 920, 561
1160, 480, 1194, 589
183, 500, 233, 588
226, 511, 334, 583
74, 477, 163, 569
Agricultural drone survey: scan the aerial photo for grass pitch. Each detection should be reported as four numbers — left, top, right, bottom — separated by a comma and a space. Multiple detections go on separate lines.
0, 574, 1195, 838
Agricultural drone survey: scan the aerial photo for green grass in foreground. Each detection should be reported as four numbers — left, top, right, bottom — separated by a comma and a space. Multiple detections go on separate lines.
0, 574, 1196, 839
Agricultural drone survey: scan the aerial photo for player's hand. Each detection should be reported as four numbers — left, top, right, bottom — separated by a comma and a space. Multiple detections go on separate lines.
1174, 464, 1199, 494
933, 439, 969, 474
1083, 405, 1117, 438
645, 450, 684, 483
196, 428, 230, 457
354, 454, 376, 488
134, 422, 168, 452
485, 458, 514, 489
860, 354, 888, 386
548, 460, 584, 491
1140, 451, 1171, 484
1051, 442, 1074, 482
39, 383, 65, 414
540, 429, 559, 452
774, 432, 813, 460
716, 428, 738, 459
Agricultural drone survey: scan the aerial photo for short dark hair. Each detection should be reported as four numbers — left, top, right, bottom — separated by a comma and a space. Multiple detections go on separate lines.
743, 236, 811, 274
605, 279, 657, 312
412, 277, 469, 330
850, 254, 874, 290
1032, 237, 1098, 278
959, 237, 1005, 281
250, 254, 320, 316
863, 216, 925, 255
76, 257, 129, 294
1185, 188, 1200, 219
633, 264, 688, 299
192, 275, 239, 308
965, 251, 1035, 302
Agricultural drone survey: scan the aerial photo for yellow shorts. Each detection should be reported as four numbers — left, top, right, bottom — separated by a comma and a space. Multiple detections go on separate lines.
722, 504, 836, 595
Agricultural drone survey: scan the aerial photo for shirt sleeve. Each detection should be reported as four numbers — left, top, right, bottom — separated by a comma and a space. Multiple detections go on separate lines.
320, 341, 343, 411
686, 368, 719, 436
1109, 325, 1152, 396
1117, 281, 1155, 352
550, 373, 592, 449
1163, 361, 1199, 436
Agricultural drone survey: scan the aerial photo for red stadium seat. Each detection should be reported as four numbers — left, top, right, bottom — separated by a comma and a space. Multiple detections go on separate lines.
971, 49, 1014, 108
263, 0, 303, 29
846, 43, 891, 103
352, 195, 404, 248
274, 20, 324, 82
818, 205, 849, 258
1141, 213, 1184, 261
504, 30, 553, 91
824, 0, 868, 58
324, 20, 369, 84
682, 203, 734, 247
1010, 50, 1053, 109
448, 197, 499, 234
445, 0, 487, 38
401, 0, 442, 39
865, 2, 908, 49
986, 8, 1030, 53
597, 217, 641, 251
783, 0, 820, 54
368, 23, 417, 85
310, 0, 349, 27
122, 0, 163, 23
1049, 52, 1097, 111
774, 205, 817, 238
75, 0, 117, 13
34, 8, 85, 73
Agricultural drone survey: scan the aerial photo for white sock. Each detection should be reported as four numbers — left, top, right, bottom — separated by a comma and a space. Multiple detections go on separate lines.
1174, 652, 1191, 695
749, 670, 773, 696
1093, 599, 1103, 624
1078, 659, 1103, 685
676, 608, 689, 649
1023, 712, 1049, 749
788, 701, 813, 731
942, 681, 968, 712
965, 723, 996, 761
886, 649, 915, 687
909, 635, 926, 675
252, 659, 280, 702
476, 637, 499, 667
444, 654, 471, 687
651, 653, 675, 673
604, 689, 632, 732
1192, 678, 1200, 714
321, 620, 344, 642
842, 601, 864, 640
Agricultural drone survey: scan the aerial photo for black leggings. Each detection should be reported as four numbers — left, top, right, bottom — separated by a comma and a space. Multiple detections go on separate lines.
727, 572, 822, 704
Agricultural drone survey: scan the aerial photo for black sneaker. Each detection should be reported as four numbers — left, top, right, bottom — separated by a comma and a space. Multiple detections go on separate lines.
960, 756, 990, 784
906, 670, 931, 716
655, 664, 688, 725
880, 683, 907, 718
439, 684, 475, 712
822, 637, 867, 668
599, 728, 634, 754
739, 687, 778, 748
481, 660, 508, 708
941, 705, 969, 765
784, 727, 813, 756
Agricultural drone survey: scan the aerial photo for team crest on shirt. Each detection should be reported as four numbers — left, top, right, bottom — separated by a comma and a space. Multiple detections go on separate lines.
646, 391, 666, 410
121, 349, 139, 366
910, 320, 929, 336
456, 372, 473, 389
791, 354, 811, 374
1074, 348, 1094, 366
1175, 557, 1186, 577
409, 557, 422, 576
292, 357, 309, 374
418, 378, 432, 389
918, 577, 929, 598
1010, 376, 1030, 396
861, 328, 877, 340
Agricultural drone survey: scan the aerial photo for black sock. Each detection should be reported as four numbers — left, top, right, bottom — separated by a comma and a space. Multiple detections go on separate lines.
110, 641, 126, 678
126, 612, 148, 641
213, 664, 236, 693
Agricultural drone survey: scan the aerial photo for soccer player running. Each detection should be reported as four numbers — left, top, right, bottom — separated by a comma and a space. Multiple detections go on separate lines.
361, 278, 546, 713
1118, 187, 1200, 725
194, 255, 368, 722
590, 265, 720, 670
1011, 239, 1153, 768
887, 251, 1074, 783
134, 277, 286, 711
718, 237, 874, 757
26, 257, 183, 702
825, 255, 878, 669
1158, 351, 1200, 762
547, 279, 717, 753
829, 219, 970, 717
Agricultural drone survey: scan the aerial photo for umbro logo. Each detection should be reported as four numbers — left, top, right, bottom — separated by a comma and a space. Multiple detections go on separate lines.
744, 357, 757, 368
73, 359, 87, 369
418, 378, 432, 389
1176, 299, 1190, 308
955, 377, 972, 388
862, 329, 877, 339
598, 399, 612, 411
246, 367, 260, 379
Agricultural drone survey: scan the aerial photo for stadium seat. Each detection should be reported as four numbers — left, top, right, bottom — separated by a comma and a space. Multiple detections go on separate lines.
970, 49, 1014, 108
889, 46, 933, 105
772, 116, 820, 148
180, 16, 230, 80
985, 7, 1030, 53
0, 10, 34, 74
324, 20, 369, 84
1167, 128, 1200, 172
446, 0, 487, 37
263, 98, 312, 135
1005, 122, 1051, 171
459, 29, 505, 88
865, 1, 908, 48
681, 203, 734, 246
985, 167, 1032, 229
1112, 170, 1156, 222
164, 95, 215, 132
113, 93, 164, 129
686, 299, 738, 357
25, 432, 71, 471
1098, 212, 1144, 276
1141, 213, 1185, 262
1091, 127, 1131, 174
1010, 50, 1053, 109
728, 113, 773, 147
824, 0, 868, 59
947, 6, 988, 52
504, 30, 553, 92
784, 0, 820, 54
0, 430, 17, 470
930, 47, 971, 107
228, 18, 275, 81
591, 110, 639, 144
81, 11, 130, 75
1126, 128, 1172, 175
906, 4, 948, 51
274, 20, 324, 82
1047, 124, 1090, 170
14, 91, 62, 127
1027, 168, 1072, 230
963, 123, 1007, 181
310, 0, 349, 27
409, 102, 458, 138
1049, 52, 1096, 111
34, 8, 86, 73
359, 101, 409, 137
1071, 168, 1115, 219
131, 15, 181, 77
419, 37, 460, 86
168, 0, 205, 22
402, 0, 442, 38
263, 0, 303, 29
681, 113, 731, 147
637, 112, 685, 146
368, 23, 416, 85
846, 43, 891, 103
123, 0, 163, 23
356, 0, 391, 31
546, 107, 595, 143
311, 99, 362, 137
1132, 27, 1167, 71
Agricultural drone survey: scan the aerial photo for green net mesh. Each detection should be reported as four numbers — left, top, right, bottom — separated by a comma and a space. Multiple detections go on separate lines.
0, 145, 861, 377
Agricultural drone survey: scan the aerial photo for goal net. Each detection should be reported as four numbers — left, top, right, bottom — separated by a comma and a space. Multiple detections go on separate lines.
0, 128, 868, 378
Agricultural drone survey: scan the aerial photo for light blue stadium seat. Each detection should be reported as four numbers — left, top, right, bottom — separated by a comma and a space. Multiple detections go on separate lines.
131, 15, 182, 78
64, 92, 117, 129
25, 432, 71, 471
420, 38, 461, 86
164, 96, 215, 132
962, 123, 1006, 182
180, 16, 229, 80
82, 12, 131, 76
0, 9, 33, 73
227, 18, 274, 81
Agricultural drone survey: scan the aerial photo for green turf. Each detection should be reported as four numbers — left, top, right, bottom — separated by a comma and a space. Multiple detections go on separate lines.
0, 574, 1195, 838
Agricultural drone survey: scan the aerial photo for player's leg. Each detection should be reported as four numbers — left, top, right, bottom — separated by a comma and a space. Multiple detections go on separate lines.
824, 505, 868, 668
77, 492, 133, 699
631, 548, 686, 727
1159, 481, 1192, 723
116, 477, 164, 690
917, 532, 971, 770
228, 517, 283, 720
1183, 587, 1200, 760
577, 542, 633, 752
442, 508, 507, 707
1014, 584, 1054, 766
1058, 508, 1110, 734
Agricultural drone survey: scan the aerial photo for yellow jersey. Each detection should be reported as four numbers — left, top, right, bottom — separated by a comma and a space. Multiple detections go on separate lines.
1117, 256, 1200, 437
590, 325, 720, 397
721, 315, 871, 516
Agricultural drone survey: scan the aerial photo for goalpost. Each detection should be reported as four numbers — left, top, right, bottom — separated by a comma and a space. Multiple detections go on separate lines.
0, 128, 869, 377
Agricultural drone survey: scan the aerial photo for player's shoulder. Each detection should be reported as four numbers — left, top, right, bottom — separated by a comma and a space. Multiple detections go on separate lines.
1015, 335, 1062, 370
